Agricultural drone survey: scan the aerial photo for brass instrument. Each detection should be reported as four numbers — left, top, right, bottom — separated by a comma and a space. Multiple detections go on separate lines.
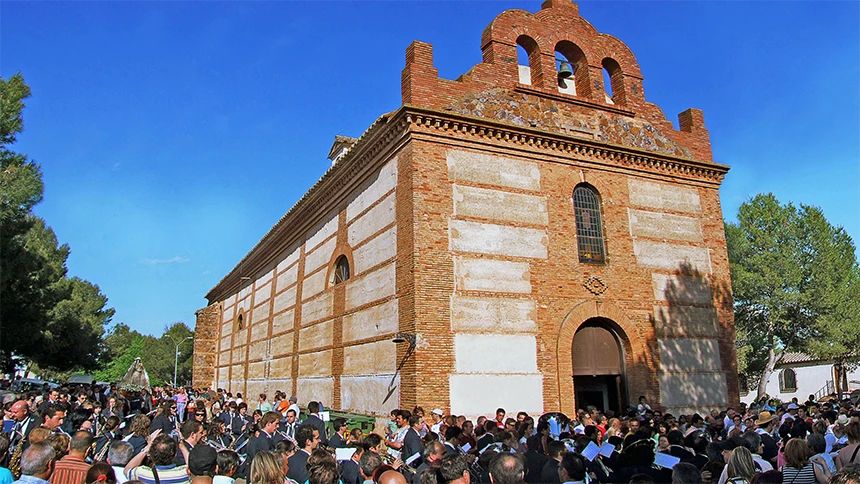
8, 438, 23, 479
383, 448, 418, 475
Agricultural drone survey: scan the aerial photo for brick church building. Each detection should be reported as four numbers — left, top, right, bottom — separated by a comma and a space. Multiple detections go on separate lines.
193, 0, 738, 420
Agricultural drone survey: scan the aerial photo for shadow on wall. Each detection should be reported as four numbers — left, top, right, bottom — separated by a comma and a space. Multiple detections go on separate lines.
652, 261, 733, 410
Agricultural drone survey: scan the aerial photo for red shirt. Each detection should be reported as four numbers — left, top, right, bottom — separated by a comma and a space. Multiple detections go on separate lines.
52, 455, 91, 484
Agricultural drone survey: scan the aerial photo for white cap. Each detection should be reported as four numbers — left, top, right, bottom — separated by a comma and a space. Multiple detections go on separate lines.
432, 408, 444, 416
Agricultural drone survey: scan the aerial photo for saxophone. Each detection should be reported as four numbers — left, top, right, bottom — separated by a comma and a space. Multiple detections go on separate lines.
9, 437, 24, 479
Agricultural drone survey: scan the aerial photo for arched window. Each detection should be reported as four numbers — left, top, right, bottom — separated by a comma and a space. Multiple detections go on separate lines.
516, 35, 540, 86
779, 368, 797, 392
333, 255, 350, 284
555, 41, 589, 97
573, 185, 606, 263
236, 312, 244, 331
602, 58, 625, 106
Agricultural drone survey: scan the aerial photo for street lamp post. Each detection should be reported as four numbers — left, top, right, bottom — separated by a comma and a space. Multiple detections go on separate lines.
174, 336, 193, 388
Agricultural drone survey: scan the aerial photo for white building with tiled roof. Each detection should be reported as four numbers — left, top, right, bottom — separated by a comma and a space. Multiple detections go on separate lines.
741, 352, 860, 403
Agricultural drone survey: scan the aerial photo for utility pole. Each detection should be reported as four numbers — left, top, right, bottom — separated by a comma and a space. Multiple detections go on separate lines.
174, 336, 193, 388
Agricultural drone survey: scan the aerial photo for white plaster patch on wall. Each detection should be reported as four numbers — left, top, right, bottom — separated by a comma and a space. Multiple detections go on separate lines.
299, 320, 333, 351
454, 334, 538, 373
450, 296, 537, 333
348, 193, 396, 247
248, 361, 266, 380
447, 149, 541, 191
277, 246, 301, 274
449, 374, 544, 417
254, 283, 271, 305
653, 305, 720, 338
296, 378, 334, 407
340, 374, 398, 416
223, 305, 235, 322
301, 292, 333, 325
252, 300, 270, 325
342, 340, 397, 375
257, 269, 274, 286
353, 227, 397, 275
223, 295, 236, 310
343, 299, 399, 343
651, 274, 713, 304
270, 332, 293, 357
220, 336, 231, 350
217, 367, 229, 383
301, 269, 328, 300
450, 220, 548, 259
306, 214, 339, 252
453, 185, 549, 226
298, 351, 333, 378
454, 258, 531, 294
277, 264, 299, 292
633, 241, 712, 273
249, 340, 267, 359
628, 178, 702, 214
628, 209, 703, 242
345, 263, 396, 310
659, 372, 727, 408
272, 285, 297, 315
250, 318, 268, 341
658, 338, 722, 372
304, 237, 337, 275
347, 158, 398, 222
272, 309, 294, 335
239, 284, 253, 301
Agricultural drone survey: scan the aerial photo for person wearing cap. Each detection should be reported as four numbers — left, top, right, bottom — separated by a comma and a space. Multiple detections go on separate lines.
187, 445, 217, 484
429, 410, 443, 435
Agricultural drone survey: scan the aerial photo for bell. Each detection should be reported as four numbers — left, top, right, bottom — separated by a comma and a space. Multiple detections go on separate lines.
557, 60, 573, 88
558, 60, 573, 79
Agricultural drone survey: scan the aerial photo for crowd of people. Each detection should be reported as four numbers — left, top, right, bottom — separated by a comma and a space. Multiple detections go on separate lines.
1, 382, 860, 484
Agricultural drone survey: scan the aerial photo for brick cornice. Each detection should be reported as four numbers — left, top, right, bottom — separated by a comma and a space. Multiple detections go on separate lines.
400, 105, 729, 185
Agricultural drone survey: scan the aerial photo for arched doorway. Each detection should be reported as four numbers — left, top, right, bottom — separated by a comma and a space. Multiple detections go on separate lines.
572, 318, 626, 413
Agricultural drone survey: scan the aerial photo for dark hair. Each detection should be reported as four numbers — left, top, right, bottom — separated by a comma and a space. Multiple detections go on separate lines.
667, 429, 684, 446
308, 401, 321, 414
671, 462, 702, 484
86, 462, 117, 484
559, 452, 586, 482
751, 470, 784, 484
408, 415, 421, 427
444, 426, 462, 441
547, 440, 566, 459
359, 451, 382, 477
216, 450, 239, 476
439, 454, 470, 483
149, 434, 178, 466
69, 408, 93, 432
307, 460, 339, 484
629, 474, 655, 484
296, 424, 317, 449
363, 433, 382, 450
332, 417, 348, 430
180, 419, 203, 439
489, 453, 525, 484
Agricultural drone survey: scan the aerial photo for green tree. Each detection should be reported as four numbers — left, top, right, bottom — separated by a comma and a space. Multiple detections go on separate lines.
140, 322, 194, 386
0, 73, 114, 373
727, 193, 860, 398
95, 335, 145, 383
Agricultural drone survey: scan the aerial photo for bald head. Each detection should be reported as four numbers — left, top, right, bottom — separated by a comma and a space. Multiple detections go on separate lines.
378, 470, 408, 484
10, 401, 29, 421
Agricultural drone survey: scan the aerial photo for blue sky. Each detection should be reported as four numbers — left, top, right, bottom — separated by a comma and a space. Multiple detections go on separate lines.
2, 1, 858, 337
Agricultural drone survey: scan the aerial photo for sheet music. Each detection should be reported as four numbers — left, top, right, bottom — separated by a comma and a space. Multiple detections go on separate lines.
654, 452, 680, 469
599, 442, 615, 458
581, 441, 600, 462
335, 448, 356, 461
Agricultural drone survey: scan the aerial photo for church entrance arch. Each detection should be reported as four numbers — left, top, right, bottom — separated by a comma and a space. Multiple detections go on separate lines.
571, 318, 626, 414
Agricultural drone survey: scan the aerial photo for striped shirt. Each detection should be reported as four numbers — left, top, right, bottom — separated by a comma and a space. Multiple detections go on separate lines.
51, 456, 91, 484
781, 464, 817, 484
128, 465, 191, 484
